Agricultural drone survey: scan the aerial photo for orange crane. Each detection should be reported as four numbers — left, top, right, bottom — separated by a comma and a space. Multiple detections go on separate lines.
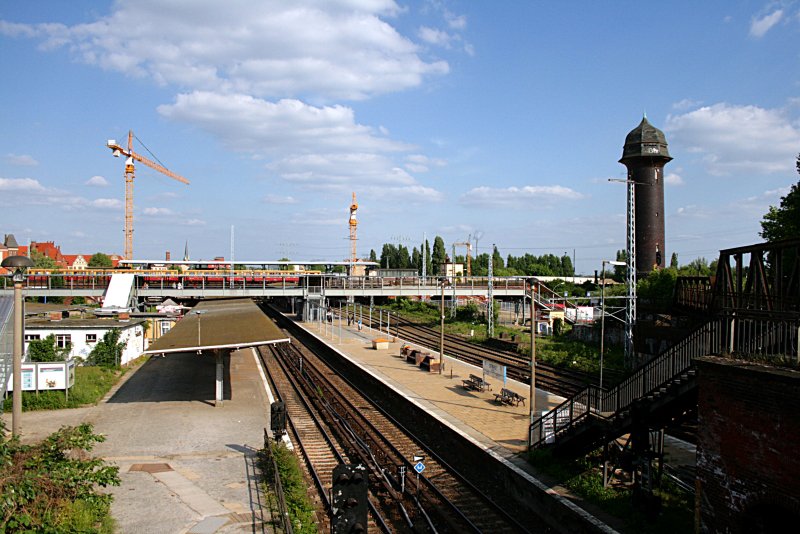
349, 192, 358, 264
106, 131, 190, 260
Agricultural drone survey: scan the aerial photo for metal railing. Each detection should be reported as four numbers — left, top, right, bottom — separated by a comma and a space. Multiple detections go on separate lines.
262, 429, 294, 534
530, 318, 724, 449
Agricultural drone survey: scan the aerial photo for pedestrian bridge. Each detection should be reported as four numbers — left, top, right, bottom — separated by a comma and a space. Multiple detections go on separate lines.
0, 271, 530, 300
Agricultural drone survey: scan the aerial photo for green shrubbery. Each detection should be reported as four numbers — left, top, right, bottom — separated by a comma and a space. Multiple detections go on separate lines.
260, 441, 317, 533
0, 422, 120, 532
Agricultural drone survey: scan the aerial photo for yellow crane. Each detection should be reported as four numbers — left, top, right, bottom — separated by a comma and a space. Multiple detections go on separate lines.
349, 192, 358, 264
106, 131, 190, 260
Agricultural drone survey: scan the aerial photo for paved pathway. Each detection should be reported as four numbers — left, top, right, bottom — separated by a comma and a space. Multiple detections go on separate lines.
2, 349, 275, 534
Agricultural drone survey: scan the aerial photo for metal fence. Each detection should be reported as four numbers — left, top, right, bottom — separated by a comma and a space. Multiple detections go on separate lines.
0, 297, 14, 400
263, 429, 294, 534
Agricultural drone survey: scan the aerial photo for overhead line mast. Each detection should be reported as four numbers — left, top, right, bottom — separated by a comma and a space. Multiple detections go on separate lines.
106, 130, 190, 260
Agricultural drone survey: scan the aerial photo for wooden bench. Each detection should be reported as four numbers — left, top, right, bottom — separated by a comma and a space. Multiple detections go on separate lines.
494, 388, 526, 407
462, 374, 491, 392
419, 355, 441, 373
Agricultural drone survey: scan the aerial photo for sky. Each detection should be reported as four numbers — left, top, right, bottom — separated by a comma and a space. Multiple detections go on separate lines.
1, 0, 799, 274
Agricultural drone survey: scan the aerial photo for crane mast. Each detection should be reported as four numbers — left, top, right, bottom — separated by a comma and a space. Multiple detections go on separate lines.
349, 192, 358, 265
106, 130, 190, 260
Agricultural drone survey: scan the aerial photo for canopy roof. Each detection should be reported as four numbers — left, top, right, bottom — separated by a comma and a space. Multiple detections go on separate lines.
144, 298, 289, 354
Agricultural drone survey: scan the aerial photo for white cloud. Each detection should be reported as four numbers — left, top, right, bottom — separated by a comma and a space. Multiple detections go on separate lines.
750, 9, 783, 38
1, 1, 448, 101
92, 198, 123, 209
0, 177, 45, 191
180, 218, 206, 226
672, 98, 702, 111
4, 153, 38, 166
263, 194, 297, 204
160, 91, 438, 192
418, 26, 453, 47
143, 207, 174, 216
85, 175, 109, 187
665, 173, 684, 186
404, 153, 446, 173
460, 185, 584, 208
665, 102, 800, 175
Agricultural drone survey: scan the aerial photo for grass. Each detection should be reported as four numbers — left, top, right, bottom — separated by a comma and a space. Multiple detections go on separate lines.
529, 449, 693, 534
2, 364, 131, 412
259, 441, 318, 534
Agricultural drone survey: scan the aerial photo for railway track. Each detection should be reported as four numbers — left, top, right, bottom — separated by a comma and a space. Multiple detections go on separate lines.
257, 324, 530, 532
346, 309, 593, 397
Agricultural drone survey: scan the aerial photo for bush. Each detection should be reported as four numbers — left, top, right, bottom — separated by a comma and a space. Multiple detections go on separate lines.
0, 422, 120, 532
86, 329, 126, 367
27, 334, 70, 362
260, 442, 317, 533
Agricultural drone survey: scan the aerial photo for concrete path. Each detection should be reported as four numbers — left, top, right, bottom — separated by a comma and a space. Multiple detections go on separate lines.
2, 349, 275, 534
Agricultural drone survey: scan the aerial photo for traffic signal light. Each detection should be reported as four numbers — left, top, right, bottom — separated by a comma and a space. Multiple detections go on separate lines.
270, 401, 286, 437
331, 463, 368, 533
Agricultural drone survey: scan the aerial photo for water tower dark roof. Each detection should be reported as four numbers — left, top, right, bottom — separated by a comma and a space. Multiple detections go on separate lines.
620, 116, 672, 163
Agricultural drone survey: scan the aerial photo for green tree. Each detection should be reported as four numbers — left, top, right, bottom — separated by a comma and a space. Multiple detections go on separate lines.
491, 245, 504, 270
432, 236, 446, 275
31, 250, 57, 269
760, 158, 800, 242
88, 253, 113, 268
86, 329, 126, 367
28, 334, 70, 362
670, 252, 679, 269
369, 249, 377, 262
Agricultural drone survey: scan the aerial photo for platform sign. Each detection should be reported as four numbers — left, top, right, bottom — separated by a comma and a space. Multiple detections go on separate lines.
414, 461, 426, 474
483, 359, 507, 386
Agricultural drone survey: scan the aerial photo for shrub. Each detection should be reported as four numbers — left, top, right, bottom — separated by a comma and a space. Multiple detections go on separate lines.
0, 422, 120, 532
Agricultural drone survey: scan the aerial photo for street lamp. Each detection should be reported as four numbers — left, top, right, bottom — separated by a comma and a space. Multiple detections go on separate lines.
192, 309, 207, 351
2, 255, 34, 437
599, 260, 625, 391
438, 277, 450, 375
526, 277, 537, 440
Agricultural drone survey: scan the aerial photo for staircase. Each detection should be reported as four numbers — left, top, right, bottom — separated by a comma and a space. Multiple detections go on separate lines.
530, 318, 724, 456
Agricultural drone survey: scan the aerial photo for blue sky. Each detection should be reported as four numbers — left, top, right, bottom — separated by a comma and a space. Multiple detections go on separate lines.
1, 1, 798, 273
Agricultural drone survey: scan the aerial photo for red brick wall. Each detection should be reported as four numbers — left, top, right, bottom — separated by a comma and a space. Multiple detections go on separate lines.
696, 356, 800, 533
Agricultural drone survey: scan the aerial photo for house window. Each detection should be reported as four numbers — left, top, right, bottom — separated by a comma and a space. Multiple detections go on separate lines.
56, 334, 71, 349
86, 333, 98, 343
160, 321, 171, 336
24, 334, 40, 342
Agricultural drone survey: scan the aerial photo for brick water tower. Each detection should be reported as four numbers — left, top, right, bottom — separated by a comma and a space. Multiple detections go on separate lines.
619, 116, 672, 276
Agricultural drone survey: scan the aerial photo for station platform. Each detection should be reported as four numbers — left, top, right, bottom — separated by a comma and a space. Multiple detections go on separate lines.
293, 315, 623, 533
2, 348, 274, 534
298, 315, 565, 457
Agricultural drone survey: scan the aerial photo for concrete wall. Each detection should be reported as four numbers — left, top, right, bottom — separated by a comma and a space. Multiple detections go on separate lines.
696, 356, 800, 533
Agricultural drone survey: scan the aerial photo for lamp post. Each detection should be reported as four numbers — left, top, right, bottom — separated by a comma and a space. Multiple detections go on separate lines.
527, 277, 537, 439
599, 260, 625, 391
193, 310, 207, 350
2, 255, 34, 437
438, 277, 450, 375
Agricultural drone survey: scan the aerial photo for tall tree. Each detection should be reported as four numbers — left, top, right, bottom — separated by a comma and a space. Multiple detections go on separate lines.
88, 253, 113, 268
369, 249, 377, 262
432, 236, 446, 274
491, 245, 504, 270
670, 252, 679, 269
760, 156, 800, 242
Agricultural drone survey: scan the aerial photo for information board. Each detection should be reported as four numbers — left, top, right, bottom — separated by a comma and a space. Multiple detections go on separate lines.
483, 359, 507, 386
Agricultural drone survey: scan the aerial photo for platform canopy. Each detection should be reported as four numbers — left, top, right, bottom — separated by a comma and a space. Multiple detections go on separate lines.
144, 298, 289, 355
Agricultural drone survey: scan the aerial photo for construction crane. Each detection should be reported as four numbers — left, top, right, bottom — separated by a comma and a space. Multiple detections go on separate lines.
106, 131, 190, 260
349, 192, 358, 264
453, 235, 473, 276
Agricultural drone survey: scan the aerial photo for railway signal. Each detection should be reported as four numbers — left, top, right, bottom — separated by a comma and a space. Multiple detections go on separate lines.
270, 401, 286, 439
331, 463, 368, 533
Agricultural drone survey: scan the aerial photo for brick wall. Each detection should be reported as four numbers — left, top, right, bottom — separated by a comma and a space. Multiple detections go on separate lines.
696, 356, 800, 533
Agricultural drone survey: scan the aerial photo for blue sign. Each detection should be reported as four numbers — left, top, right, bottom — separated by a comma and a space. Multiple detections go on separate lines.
414, 461, 425, 474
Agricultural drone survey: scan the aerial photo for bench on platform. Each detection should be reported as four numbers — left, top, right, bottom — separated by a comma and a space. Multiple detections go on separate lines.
419, 355, 441, 373
494, 388, 526, 407
462, 374, 491, 392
